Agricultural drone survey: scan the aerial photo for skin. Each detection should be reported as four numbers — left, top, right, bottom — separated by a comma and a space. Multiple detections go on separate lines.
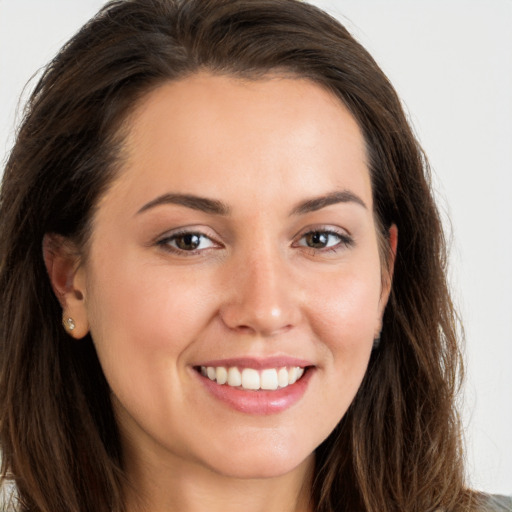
45, 73, 396, 512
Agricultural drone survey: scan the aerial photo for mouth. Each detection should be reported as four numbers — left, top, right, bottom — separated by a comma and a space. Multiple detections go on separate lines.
195, 365, 308, 391
192, 357, 314, 414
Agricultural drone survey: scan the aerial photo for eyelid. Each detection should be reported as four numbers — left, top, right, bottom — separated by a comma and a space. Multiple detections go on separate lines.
292, 225, 354, 251
155, 226, 223, 255
152, 224, 353, 257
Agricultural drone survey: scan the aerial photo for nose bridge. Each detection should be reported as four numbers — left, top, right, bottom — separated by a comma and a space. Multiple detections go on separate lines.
220, 239, 299, 336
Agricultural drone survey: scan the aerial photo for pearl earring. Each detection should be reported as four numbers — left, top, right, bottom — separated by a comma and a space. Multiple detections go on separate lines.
63, 317, 76, 332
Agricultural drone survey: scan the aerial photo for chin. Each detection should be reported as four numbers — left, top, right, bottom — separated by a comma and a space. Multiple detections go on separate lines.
201, 443, 314, 480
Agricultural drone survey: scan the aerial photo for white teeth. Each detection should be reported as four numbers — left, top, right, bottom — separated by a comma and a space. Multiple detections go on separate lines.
227, 367, 242, 387
277, 367, 289, 388
200, 365, 306, 390
216, 366, 228, 385
241, 368, 260, 390
260, 369, 278, 390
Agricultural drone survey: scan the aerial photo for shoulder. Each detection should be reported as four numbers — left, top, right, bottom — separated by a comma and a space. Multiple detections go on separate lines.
477, 494, 512, 512
0, 479, 17, 512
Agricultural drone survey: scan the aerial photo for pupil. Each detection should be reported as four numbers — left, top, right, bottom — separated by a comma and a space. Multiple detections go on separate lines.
307, 232, 327, 248
176, 234, 200, 250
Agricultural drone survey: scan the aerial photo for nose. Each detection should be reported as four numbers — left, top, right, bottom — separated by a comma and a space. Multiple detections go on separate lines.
219, 246, 301, 337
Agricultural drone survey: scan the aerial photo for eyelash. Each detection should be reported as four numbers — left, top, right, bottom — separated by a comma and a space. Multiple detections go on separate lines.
294, 229, 354, 254
156, 227, 353, 256
156, 230, 220, 256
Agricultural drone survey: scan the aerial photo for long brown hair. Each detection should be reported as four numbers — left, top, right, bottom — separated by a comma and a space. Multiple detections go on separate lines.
0, 1, 476, 510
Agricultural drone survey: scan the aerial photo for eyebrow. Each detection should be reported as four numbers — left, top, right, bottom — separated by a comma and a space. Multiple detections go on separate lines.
136, 193, 230, 216
136, 189, 366, 217
290, 190, 367, 215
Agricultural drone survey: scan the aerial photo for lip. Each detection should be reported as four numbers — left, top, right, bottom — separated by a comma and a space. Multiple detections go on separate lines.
192, 357, 315, 415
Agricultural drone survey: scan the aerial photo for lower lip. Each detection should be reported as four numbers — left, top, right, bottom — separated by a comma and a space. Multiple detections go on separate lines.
194, 368, 314, 415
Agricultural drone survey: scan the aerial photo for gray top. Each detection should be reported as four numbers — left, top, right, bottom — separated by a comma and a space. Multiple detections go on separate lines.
480, 494, 512, 511
0, 481, 510, 511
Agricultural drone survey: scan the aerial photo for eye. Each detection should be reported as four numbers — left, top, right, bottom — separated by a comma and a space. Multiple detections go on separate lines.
157, 231, 217, 253
296, 229, 353, 251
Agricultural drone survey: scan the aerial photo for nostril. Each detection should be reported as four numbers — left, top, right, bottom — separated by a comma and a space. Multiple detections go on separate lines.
235, 325, 253, 333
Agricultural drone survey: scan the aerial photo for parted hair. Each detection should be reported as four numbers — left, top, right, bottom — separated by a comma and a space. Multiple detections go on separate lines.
0, 1, 477, 511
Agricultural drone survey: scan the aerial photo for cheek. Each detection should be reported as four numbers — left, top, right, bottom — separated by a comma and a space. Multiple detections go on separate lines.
83, 255, 216, 385
83, 261, 222, 443
305, 262, 383, 347
302, 260, 382, 412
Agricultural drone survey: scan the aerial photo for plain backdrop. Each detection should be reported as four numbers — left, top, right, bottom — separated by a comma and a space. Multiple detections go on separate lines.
1, 0, 511, 495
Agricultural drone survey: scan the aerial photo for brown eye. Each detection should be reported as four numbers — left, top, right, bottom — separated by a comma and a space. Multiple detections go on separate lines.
158, 231, 216, 253
173, 233, 202, 251
297, 229, 353, 252
304, 231, 330, 249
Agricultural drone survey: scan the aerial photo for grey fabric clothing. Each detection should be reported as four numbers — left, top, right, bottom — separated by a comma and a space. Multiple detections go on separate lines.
0, 480, 510, 511
480, 494, 512, 511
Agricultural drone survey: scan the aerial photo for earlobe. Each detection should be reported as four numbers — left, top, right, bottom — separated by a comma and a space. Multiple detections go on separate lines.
43, 233, 89, 339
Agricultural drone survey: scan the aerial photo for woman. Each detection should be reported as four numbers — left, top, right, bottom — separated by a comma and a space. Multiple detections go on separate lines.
0, 0, 509, 511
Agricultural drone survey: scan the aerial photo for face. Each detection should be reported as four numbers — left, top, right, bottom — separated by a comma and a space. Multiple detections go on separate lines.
68, 73, 394, 480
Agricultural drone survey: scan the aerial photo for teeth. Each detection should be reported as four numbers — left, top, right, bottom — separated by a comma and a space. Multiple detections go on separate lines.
216, 366, 228, 385
278, 367, 289, 388
242, 368, 260, 390
227, 367, 242, 387
200, 365, 306, 390
261, 368, 278, 390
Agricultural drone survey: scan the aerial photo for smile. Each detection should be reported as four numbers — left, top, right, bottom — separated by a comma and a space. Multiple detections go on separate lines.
199, 366, 306, 391
193, 357, 314, 414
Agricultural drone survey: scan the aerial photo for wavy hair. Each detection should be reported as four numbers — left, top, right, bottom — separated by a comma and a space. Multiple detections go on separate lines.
0, 1, 476, 510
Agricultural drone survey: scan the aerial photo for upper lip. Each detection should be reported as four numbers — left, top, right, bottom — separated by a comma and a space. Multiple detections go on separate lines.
194, 356, 314, 370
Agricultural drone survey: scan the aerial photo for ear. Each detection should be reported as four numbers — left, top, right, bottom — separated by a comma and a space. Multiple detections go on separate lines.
43, 233, 89, 339
386, 223, 398, 282
376, 224, 398, 336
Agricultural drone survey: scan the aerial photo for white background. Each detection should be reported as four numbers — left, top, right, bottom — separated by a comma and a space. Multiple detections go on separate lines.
1, 0, 511, 495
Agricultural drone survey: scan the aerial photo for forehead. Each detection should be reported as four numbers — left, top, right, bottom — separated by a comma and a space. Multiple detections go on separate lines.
103, 72, 372, 215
